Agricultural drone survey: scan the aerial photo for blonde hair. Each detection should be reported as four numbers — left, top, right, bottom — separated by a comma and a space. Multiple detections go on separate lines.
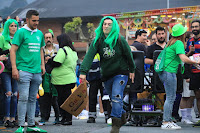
166, 33, 186, 48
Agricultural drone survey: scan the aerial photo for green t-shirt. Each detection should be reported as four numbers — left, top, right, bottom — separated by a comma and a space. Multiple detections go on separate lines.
164, 40, 185, 73
0, 35, 12, 72
12, 28, 45, 73
51, 46, 78, 85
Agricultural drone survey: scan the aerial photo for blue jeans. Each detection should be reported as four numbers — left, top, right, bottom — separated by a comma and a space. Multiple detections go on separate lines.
17, 71, 42, 126
104, 75, 128, 118
0, 72, 18, 118
158, 71, 177, 122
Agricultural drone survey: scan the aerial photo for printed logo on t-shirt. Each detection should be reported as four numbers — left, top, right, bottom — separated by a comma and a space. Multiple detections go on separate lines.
36, 36, 40, 41
28, 43, 40, 52
103, 47, 115, 58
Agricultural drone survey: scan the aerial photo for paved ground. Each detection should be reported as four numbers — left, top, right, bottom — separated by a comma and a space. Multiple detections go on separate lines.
0, 115, 199, 133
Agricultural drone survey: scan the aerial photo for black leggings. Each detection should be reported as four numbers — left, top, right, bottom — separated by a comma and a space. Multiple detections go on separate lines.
54, 83, 75, 121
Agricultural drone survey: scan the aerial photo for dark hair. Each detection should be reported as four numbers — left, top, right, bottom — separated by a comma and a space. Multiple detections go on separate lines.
155, 26, 165, 34
57, 33, 76, 51
135, 29, 147, 39
26, 10, 39, 19
44, 32, 53, 38
185, 31, 193, 39
191, 19, 200, 26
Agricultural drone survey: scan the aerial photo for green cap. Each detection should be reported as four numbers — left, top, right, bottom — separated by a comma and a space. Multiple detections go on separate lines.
48, 29, 54, 37
171, 24, 187, 37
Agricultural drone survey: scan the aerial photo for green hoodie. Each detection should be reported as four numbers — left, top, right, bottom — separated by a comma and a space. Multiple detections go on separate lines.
80, 16, 135, 80
42, 72, 58, 96
80, 35, 136, 80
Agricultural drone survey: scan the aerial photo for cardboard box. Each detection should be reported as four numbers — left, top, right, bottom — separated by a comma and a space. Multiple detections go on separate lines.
60, 82, 87, 117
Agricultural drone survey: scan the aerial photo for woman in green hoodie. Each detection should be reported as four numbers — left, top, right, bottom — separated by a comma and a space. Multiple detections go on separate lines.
0, 19, 19, 127
79, 16, 136, 133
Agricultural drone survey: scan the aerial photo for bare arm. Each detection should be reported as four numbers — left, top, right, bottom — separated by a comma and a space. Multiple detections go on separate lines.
179, 54, 196, 64
145, 58, 154, 65
10, 44, 19, 80
40, 47, 45, 75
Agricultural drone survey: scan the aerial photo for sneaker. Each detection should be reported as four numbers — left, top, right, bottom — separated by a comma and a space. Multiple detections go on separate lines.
87, 117, 95, 123
161, 122, 181, 130
193, 120, 200, 127
15, 126, 24, 133
181, 119, 193, 124
107, 118, 112, 126
39, 121, 45, 126
12, 121, 18, 128
61, 120, 72, 125
26, 126, 47, 132
38, 119, 46, 126
4, 120, 14, 128
78, 110, 88, 120
98, 112, 105, 117
53, 118, 60, 125
171, 122, 182, 129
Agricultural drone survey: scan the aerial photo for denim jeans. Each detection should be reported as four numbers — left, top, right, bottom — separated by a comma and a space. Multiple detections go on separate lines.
17, 71, 42, 126
158, 71, 177, 122
0, 72, 18, 118
104, 75, 128, 118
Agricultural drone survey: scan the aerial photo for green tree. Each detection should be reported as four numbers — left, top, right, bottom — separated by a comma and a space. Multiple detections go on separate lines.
64, 17, 95, 41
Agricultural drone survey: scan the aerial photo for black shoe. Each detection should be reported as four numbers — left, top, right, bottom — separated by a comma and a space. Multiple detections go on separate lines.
4, 120, 14, 128
61, 120, 72, 125
12, 121, 18, 128
87, 117, 95, 123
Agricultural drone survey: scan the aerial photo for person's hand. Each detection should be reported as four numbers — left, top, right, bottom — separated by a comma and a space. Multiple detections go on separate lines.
79, 74, 88, 83
12, 68, 19, 81
129, 73, 135, 83
41, 65, 46, 75
186, 79, 190, 83
0, 55, 7, 61
190, 45, 195, 52
145, 39, 151, 46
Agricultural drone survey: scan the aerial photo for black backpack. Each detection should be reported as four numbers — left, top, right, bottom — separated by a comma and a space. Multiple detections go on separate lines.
46, 47, 67, 74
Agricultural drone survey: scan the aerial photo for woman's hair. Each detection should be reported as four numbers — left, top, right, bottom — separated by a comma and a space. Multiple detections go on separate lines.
92, 16, 120, 50
57, 33, 76, 51
2, 19, 19, 42
166, 33, 186, 48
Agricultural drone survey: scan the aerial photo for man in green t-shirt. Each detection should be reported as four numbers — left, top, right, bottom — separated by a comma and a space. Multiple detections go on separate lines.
10, 10, 47, 133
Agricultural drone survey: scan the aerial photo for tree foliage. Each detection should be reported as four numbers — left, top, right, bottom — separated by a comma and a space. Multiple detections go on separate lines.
64, 17, 95, 41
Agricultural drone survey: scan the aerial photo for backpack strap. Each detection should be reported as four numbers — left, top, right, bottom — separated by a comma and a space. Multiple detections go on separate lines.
62, 47, 67, 56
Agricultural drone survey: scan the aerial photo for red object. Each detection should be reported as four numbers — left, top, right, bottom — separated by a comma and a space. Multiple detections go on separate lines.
37, 93, 40, 99
79, 79, 82, 83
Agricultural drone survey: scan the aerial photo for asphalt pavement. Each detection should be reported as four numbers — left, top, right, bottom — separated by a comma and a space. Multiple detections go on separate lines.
0, 114, 199, 133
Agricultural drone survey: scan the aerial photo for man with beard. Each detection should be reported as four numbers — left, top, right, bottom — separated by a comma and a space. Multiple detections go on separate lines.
185, 20, 200, 127
145, 26, 166, 70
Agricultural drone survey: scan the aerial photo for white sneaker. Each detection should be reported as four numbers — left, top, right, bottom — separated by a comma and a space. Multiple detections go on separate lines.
78, 110, 88, 119
99, 112, 105, 117
181, 119, 193, 124
107, 118, 112, 125
161, 122, 181, 130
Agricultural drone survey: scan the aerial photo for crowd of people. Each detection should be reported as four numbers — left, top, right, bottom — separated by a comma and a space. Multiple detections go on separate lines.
0, 9, 200, 133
